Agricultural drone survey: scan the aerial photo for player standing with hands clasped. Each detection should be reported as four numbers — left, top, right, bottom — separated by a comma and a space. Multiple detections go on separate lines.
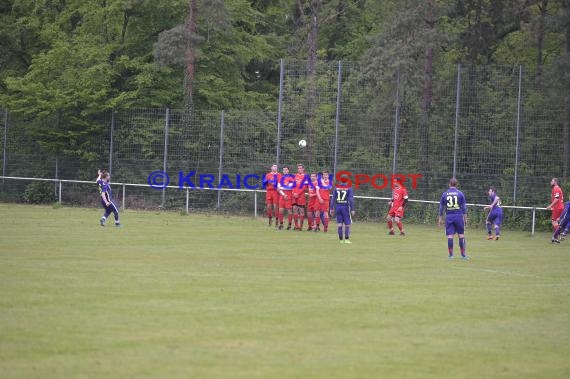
438, 178, 468, 260
330, 177, 355, 244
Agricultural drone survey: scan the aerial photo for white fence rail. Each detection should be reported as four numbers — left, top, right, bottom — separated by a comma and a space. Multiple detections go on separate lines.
1, 176, 548, 235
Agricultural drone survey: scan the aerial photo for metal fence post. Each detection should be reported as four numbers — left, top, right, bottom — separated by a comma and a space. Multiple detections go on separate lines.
513, 65, 523, 204
254, 190, 257, 218
122, 184, 126, 210
276, 59, 284, 166
531, 207, 536, 236
333, 60, 342, 179
217, 110, 225, 209
2, 109, 7, 180
392, 68, 401, 175
162, 108, 170, 207
186, 187, 189, 214
453, 63, 461, 178
54, 156, 58, 199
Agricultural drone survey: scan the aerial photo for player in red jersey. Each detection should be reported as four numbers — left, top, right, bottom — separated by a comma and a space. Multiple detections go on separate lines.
546, 178, 565, 231
263, 164, 280, 227
292, 163, 308, 230
316, 170, 331, 232
307, 172, 319, 231
387, 178, 409, 236
277, 167, 295, 230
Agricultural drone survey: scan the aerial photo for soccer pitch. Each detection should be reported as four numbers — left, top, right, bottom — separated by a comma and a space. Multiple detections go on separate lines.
1, 204, 569, 378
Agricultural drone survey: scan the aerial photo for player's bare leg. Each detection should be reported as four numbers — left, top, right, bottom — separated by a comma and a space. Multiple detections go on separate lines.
266, 202, 273, 226
322, 212, 329, 232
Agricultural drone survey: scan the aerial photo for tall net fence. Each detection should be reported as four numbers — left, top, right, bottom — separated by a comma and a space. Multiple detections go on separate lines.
1, 61, 568, 230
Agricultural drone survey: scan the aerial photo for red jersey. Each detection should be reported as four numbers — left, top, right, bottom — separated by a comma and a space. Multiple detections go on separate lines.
292, 173, 309, 195
391, 186, 408, 208
308, 181, 318, 199
552, 185, 564, 210
279, 174, 295, 195
265, 172, 280, 191
318, 180, 331, 201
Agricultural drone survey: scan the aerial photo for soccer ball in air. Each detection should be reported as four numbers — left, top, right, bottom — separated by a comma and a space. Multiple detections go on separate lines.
298, 139, 307, 148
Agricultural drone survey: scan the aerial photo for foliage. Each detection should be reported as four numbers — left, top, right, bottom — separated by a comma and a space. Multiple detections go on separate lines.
22, 181, 55, 204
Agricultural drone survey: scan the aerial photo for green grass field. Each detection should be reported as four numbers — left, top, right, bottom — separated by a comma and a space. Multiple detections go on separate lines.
1, 203, 569, 378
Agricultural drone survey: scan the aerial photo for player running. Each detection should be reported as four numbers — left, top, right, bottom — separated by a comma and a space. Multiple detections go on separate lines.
551, 201, 570, 244
263, 164, 280, 227
97, 169, 120, 227
438, 178, 468, 260
330, 178, 355, 244
546, 178, 565, 232
386, 178, 408, 236
277, 167, 294, 230
484, 187, 503, 240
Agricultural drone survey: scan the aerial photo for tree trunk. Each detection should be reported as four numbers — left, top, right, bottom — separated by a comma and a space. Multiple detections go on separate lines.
536, 0, 548, 79
185, 0, 198, 109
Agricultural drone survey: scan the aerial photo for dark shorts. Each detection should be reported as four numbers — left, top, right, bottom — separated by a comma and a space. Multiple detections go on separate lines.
487, 209, 503, 225
445, 214, 464, 235
335, 206, 352, 225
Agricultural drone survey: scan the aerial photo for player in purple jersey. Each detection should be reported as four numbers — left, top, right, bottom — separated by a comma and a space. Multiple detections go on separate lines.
330, 180, 355, 244
484, 187, 503, 241
438, 178, 468, 260
97, 169, 120, 227
551, 201, 570, 244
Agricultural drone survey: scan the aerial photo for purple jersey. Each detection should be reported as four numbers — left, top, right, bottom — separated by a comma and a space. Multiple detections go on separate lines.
439, 187, 466, 235
330, 187, 354, 210
100, 181, 113, 204
331, 186, 354, 225
488, 193, 501, 210
487, 193, 503, 225
439, 187, 467, 216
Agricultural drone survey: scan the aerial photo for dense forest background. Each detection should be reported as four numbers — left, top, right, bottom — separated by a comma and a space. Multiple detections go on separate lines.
0, 0, 569, 225
1, 0, 569, 110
